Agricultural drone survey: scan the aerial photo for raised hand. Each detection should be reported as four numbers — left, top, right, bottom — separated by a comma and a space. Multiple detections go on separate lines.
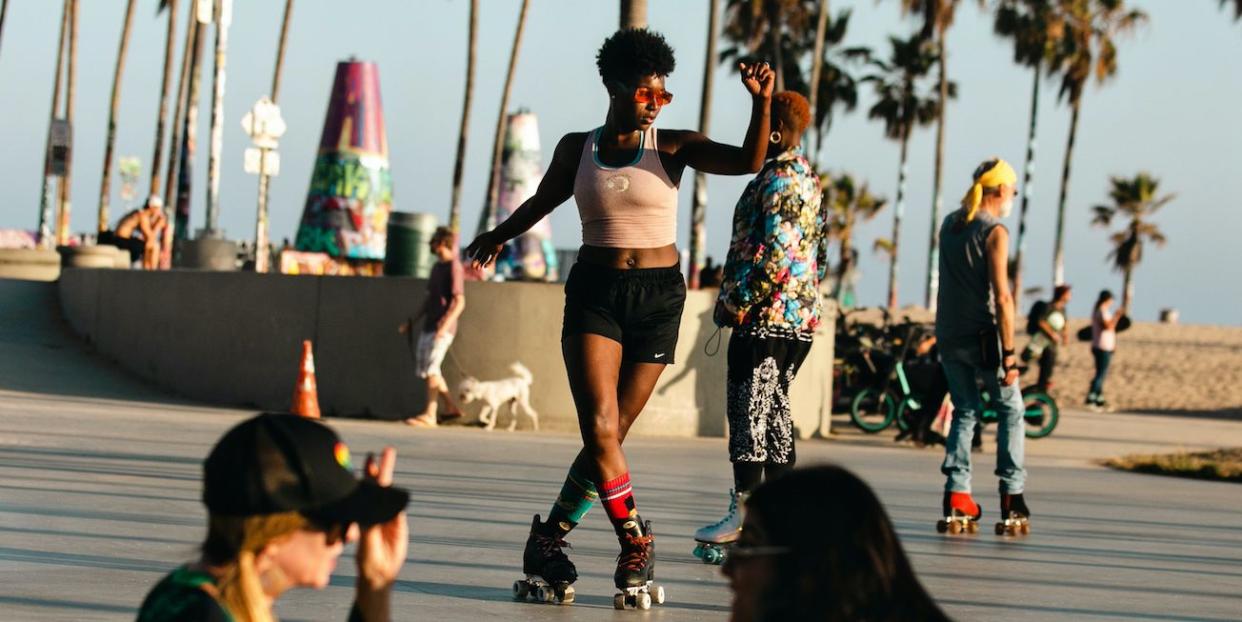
357, 447, 408, 592
465, 230, 504, 270
738, 61, 775, 99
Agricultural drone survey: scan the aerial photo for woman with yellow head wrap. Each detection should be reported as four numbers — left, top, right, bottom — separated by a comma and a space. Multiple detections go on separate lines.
960, 158, 1018, 224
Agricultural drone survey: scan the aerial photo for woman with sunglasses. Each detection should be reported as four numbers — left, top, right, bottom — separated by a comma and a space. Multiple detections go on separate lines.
725, 465, 952, 622
467, 28, 773, 607
137, 413, 410, 622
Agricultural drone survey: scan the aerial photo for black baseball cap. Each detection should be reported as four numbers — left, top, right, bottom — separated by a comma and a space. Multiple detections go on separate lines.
203, 413, 409, 527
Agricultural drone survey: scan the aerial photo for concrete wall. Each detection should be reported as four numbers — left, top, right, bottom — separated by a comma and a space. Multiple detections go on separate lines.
58, 269, 833, 439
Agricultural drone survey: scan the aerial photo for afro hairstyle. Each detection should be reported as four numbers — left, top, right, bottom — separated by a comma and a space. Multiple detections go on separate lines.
596, 28, 676, 86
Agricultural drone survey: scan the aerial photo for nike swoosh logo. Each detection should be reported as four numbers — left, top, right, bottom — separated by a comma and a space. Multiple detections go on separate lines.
653, 353, 665, 359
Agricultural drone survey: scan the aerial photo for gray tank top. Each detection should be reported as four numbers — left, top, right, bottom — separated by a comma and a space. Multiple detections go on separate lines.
935, 210, 1002, 365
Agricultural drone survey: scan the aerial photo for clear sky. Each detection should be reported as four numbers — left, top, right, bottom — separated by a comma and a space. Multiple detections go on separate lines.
1, 1, 1239, 325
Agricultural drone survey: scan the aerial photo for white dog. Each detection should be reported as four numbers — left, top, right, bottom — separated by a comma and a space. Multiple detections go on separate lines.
457, 362, 539, 432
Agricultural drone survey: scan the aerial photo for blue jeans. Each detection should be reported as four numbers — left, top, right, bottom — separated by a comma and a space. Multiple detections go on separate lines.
1089, 348, 1114, 398
940, 360, 1026, 494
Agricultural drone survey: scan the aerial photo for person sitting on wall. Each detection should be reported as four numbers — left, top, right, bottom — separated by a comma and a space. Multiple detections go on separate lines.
401, 227, 465, 427
99, 195, 167, 270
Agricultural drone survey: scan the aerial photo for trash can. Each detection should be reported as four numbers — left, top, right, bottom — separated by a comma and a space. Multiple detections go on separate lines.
384, 212, 437, 278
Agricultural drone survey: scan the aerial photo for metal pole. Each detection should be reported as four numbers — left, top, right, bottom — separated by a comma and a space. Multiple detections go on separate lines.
254, 148, 270, 272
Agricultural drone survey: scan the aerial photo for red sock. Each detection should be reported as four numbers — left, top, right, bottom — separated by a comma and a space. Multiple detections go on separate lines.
600, 473, 639, 534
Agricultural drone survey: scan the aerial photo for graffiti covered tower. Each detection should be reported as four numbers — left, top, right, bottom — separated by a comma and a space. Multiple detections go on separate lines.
294, 60, 392, 264
494, 110, 557, 281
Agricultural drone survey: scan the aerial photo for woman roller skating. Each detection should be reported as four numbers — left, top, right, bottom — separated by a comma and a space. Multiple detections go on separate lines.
693, 91, 828, 565
467, 28, 774, 608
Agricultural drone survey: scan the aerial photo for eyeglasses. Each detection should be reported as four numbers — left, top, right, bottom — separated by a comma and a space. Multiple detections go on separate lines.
722, 543, 792, 565
634, 87, 673, 106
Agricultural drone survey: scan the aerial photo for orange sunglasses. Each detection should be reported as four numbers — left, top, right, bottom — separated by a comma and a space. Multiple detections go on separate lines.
634, 87, 674, 106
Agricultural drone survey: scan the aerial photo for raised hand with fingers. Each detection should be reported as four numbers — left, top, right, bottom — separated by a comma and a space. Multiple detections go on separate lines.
354, 447, 408, 621
738, 61, 775, 100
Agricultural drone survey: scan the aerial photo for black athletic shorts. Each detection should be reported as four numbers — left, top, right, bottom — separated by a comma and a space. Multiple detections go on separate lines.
562, 262, 687, 364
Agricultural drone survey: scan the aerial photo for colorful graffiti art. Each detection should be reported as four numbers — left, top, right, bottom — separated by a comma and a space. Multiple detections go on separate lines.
279, 250, 382, 276
294, 60, 392, 263
494, 111, 557, 282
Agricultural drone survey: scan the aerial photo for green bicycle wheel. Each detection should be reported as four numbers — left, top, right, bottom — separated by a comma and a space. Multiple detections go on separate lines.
851, 388, 898, 433
1022, 392, 1060, 438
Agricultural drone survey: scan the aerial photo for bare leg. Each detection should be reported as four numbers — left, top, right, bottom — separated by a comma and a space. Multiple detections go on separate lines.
562, 334, 628, 483
565, 359, 667, 481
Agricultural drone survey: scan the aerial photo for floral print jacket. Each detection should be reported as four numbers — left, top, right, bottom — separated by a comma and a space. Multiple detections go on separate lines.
716, 148, 827, 340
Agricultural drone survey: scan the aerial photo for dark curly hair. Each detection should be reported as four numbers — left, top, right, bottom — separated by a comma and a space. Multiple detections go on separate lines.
596, 28, 676, 86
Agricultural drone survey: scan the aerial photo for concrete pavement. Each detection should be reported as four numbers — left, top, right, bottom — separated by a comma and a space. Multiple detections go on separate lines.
2, 277, 1241, 621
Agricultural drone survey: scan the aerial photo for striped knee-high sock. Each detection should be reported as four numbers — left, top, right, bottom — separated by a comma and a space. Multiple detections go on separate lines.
544, 467, 598, 536
600, 472, 642, 537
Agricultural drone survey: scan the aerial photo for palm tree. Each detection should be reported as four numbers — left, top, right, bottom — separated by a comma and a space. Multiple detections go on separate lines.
895, 0, 965, 311
688, 0, 721, 289
0, 0, 9, 64
149, 0, 178, 199
448, 0, 477, 236
803, 9, 869, 164
162, 6, 202, 266
1224, 0, 1242, 20
478, 0, 532, 238
252, 0, 295, 273
1049, 0, 1146, 287
824, 172, 887, 304
993, 0, 1067, 309
1091, 173, 1173, 311
175, 13, 208, 242
205, 0, 233, 237
55, 0, 79, 246
621, 0, 647, 29
37, 0, 70, 248
98, 0, 139, 234
865, 34, 943, 309
722, 0, 819, 92
270, 0, 294, 103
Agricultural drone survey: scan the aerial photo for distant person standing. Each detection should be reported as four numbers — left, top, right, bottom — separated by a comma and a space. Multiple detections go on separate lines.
99, 195, 166, 269
402, 227, 465, 428
934, 158, 1030, 534
1087, 289, 1126, 410
1022, 285, 1070, 392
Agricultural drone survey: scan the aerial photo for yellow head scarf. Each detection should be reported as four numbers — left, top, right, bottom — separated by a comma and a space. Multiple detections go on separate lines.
962, 158, 1017, 222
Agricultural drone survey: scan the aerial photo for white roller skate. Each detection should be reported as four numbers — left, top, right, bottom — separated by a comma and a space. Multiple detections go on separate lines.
692, 489, 747, 565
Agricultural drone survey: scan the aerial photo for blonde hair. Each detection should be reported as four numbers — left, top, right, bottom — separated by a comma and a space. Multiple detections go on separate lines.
202, 512, 309, 622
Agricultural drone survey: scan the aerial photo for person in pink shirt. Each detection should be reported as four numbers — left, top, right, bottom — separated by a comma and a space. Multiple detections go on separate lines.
1087, 290, 1127, 410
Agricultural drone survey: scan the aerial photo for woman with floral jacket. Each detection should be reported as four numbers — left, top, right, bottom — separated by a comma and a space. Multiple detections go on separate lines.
694, 91, 829, 554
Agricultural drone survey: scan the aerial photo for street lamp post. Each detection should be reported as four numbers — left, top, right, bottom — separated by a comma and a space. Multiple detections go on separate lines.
242, 97, 285, 273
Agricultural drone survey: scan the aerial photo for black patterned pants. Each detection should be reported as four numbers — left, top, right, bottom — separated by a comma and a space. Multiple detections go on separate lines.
726, 333, 813, 465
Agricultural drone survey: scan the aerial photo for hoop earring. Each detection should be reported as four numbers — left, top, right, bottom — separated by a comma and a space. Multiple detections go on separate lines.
769, 131, 782, 144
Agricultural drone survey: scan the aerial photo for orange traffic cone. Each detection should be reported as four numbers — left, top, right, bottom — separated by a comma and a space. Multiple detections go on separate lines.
291, 340, 321, 419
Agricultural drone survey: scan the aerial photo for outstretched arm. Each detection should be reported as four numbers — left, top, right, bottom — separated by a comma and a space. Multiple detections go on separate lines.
466, 133, 579, 268
674, 62, 774, 176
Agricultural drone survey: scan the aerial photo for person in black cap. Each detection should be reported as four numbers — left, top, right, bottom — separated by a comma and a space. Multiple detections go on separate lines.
136, 413, 410, 622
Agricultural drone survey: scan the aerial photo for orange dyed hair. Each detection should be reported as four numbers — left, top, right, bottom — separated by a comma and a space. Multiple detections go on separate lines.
771, 91, 812, 136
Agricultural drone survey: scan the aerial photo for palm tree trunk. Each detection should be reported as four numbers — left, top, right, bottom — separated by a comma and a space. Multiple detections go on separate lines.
836, 213, 854, 304
37, 0, 70, 248
1121, 266, 1133, 312
766, 0, 785, 92
688, 0, 720, 289
925, 24, 948, 311
448, 0, 477, 236
98, 0, 138, 234
889, 132, 909, 310
149, 0, 178, 198
0, 0, 10, 65
205, 0, 232, 237
806, 0, 829, 167
478, 0, 531, 239
1052, 96, 1080, 287
1011, 63, 1040, 310
620, 0, 647, 29
270, 0, 294, 103
55, 0, 79, 246
160, 7, 198, 268
176, 20, 208, 241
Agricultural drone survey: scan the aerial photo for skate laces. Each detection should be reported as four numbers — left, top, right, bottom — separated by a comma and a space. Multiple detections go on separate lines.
617, 533, 653, 571
534, 532, 572, 561
707, 495, 738, 528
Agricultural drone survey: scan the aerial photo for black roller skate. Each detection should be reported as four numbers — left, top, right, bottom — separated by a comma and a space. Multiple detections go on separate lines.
612, 519, 666, 610
995, 491, 1031, 536
936, 491, 982, 535
513, 515, 577, 605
